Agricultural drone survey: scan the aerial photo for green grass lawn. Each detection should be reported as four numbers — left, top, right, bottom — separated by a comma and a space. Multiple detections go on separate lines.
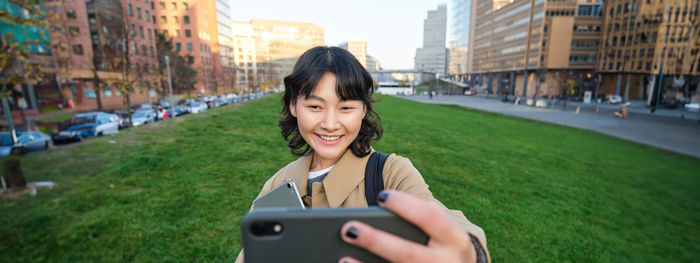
2, 94, 698, 262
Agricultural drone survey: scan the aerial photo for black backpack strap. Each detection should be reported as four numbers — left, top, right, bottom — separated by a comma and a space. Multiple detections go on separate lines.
364, 151, 389, 206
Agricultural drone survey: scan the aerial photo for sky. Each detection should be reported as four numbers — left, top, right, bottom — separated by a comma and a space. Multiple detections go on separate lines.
230, 0, 447, 70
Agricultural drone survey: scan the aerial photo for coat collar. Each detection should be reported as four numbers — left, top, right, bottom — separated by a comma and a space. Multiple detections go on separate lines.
286, 147, 374, 208
324, 147, 374, 207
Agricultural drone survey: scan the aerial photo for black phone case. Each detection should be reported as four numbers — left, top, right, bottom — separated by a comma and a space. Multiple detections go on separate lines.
241, 207, 429, 263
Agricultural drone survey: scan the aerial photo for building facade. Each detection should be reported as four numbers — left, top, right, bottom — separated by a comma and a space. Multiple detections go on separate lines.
207, 0, 236, 95
597, 0, 700, 104
448, 0, 472, 82
155, 0, 216, 94
339, 39, 368, 68
469, 0, 603, 99
231, 19, 324, 93
40, 0, 156, 111
415, 4, 448, 76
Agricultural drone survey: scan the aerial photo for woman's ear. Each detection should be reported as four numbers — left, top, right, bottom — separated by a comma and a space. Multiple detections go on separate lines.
289, 100, 297, 117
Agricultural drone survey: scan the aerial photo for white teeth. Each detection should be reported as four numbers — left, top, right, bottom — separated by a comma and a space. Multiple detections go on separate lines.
320, 135, 341, 141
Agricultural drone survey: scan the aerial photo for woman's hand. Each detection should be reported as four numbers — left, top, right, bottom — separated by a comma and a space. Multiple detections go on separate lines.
339, 190, 477, 263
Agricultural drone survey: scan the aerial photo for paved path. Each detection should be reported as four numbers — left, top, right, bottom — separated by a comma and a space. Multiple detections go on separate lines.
397, 95, 700, 159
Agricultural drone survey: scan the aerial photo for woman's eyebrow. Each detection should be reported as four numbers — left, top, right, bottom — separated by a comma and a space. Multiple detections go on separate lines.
306, 95, 325, 102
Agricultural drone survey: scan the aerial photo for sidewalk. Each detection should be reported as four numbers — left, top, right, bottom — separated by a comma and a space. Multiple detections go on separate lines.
397, 94, 700, 159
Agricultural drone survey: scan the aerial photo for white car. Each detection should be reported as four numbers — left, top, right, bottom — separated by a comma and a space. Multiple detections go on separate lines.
608, 95, 622, 104
54, 112, 119, 143
190, 102, 208, 114
127, 110, 156, 127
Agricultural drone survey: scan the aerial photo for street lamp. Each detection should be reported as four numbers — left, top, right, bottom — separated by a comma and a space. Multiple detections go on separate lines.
165, 55, 174, 115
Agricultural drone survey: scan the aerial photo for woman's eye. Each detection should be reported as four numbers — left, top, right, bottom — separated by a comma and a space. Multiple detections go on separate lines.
307, 105, 321, 110
341, 107, 354, 111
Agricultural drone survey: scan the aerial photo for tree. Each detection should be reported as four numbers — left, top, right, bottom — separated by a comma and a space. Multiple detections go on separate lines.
1, 0, 49, 132
110, 11, 142, 127
44, 0, 75, 103
155, 33, 196, 98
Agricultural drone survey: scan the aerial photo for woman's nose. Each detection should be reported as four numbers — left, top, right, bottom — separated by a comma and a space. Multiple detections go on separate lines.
320, 110, 340, 130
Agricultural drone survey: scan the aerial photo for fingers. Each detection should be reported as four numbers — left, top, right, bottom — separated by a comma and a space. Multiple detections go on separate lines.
337, 256, 362, 263
340, 220, 431, 263
378, 190, 469, 245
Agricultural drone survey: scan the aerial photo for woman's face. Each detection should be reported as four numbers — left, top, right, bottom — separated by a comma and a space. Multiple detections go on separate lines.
291, 72, 366, 167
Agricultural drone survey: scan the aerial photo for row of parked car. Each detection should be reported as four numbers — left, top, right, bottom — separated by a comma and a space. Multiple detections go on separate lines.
0, 92, 270, 158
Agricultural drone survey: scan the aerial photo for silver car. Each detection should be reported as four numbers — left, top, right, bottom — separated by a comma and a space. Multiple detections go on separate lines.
0, 131, 52, 157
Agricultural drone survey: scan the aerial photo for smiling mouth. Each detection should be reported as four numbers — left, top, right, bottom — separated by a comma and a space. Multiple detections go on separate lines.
317, 134, 343, 145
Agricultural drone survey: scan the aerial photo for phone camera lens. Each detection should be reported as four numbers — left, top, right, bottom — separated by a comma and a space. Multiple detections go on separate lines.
273, 224, 283, 233
287, 183, 291, 189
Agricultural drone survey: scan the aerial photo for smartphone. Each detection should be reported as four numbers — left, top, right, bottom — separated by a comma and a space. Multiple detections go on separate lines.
241, 207, 429, 263
252, 179, 305, 209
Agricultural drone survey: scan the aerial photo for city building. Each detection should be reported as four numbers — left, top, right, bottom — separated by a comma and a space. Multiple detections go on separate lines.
37, 0, 156, 111
0, 0, 52, 124
469, 0, 603, 99
207, 0, 236, 94
155, 0, 216, 94
448, 0, 472, 82
415, 4, 448, 76
597, 0, 700, 104
231, 19, 324, 93
366, 55, 381, 72
339, 39, 368, 68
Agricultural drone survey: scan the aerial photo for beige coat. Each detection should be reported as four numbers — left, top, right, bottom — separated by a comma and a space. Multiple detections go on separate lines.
236, 148, 489, 262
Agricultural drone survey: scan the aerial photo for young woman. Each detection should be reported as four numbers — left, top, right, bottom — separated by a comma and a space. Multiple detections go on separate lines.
237, 46, 489, 263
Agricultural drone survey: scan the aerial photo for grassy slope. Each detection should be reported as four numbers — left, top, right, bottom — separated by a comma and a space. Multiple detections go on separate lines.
1, 94, 698, 262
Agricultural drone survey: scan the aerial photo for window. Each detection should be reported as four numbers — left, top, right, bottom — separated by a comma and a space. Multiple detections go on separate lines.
186, 42, 192, 51
84, 86, 97, 99
159, 2, 165, 9
184, 15, 190, 24
183, 2, 188, 10
127, 3, 133, 16
66, 9, 77, 19
145, 10, 150, 20
133, 42, 138, 55
69, 26, 80, 37
147, 28, 152, 40
152, 15, 156, 24
139, 26, 144, 37
150, 46, 154, 57
161, 16, 167, 23
130, 24, 135, 36
187, 55, 193, 64
172, 16, 179, 23
171, 2, 177, 9
151, 1, 155, 10
137, 7, 142, 19
141, 45, 147, 55
174, 29, 180, 37
163, 29, 168, 36
185, 29, 191, 37
176, 42, 181, 51
72, 44, 83, 55
103, 86, 112, 97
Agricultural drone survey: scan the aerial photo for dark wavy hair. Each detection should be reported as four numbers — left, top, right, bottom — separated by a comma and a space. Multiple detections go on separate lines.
279, 46, 382, 157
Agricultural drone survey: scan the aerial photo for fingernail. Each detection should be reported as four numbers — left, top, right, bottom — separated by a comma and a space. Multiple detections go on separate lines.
378, 191, 388, 203
345, 226, 359, 239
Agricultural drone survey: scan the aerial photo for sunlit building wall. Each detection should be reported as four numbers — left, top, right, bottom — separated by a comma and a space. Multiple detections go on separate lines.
415, 4, 448, 76
448, 0, 471, 82
231, 19, 324, 92
597, 0, 700, 102
339, 39, 367, 68
154, 0, 216, 94
469, 0, 603, 98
